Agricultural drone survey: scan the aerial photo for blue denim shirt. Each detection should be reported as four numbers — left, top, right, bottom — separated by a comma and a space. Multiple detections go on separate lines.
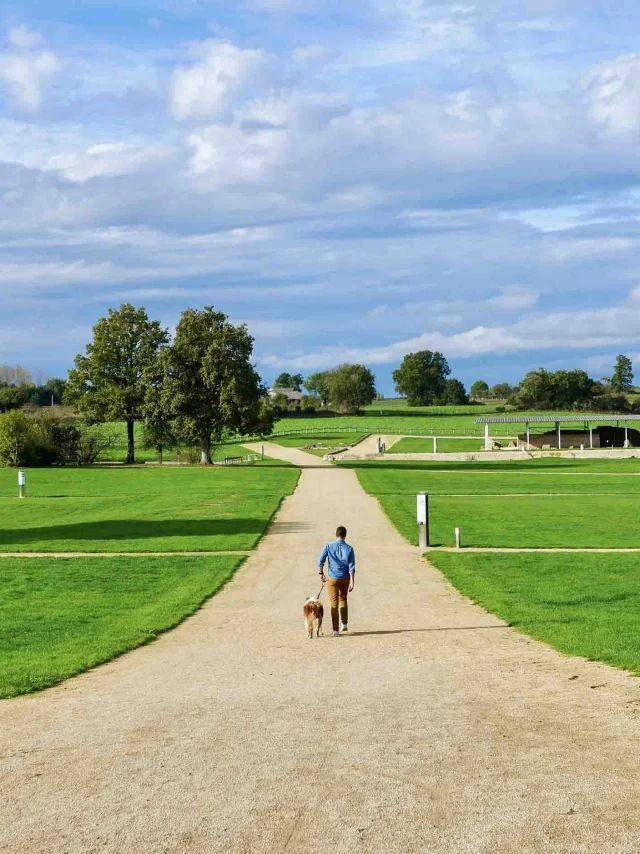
318, 539, 356, 579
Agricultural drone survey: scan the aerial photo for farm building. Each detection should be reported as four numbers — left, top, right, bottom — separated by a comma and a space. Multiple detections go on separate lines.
267, 387, 304, 407
518, 426, 640, 450
477, 414, 640, 450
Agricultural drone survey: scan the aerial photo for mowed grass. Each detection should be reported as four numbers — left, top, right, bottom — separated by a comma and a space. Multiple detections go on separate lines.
343, 458, 640, 548
0, 466, 299, 552
0, 554, 242, 697
430, 551, 640, 675
270, 432, 366, 456
387, 437, 491, 453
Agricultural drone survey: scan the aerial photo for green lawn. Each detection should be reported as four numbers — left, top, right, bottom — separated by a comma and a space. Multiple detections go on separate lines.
0, 554, 243, 697
430, 551, 640, 675
387, 437, 490, 454
270, 432, 367, 456
0, 466, 299, 552
344, 458, 640, 548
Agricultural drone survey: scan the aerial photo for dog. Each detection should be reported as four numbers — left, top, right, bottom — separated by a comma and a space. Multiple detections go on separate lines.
303, 597, 324, 639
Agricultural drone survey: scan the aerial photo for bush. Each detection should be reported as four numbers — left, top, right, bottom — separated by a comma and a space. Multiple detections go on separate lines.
0, 410, 39, 466
0, 410, 117, 467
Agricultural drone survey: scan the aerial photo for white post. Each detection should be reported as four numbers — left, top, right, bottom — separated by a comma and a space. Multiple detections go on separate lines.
18, 470, 25, 499
625, 424, 630, 448
455, 527, 461, 549
590, 427, 593, 449
556, 421, 561, 449
433, 436, 438, 454
526, 422, 530, 450
484, 423, 490, 450
417, 492, 429, 548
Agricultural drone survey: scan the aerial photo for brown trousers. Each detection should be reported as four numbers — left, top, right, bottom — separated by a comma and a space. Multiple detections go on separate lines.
327, 577, 350, 631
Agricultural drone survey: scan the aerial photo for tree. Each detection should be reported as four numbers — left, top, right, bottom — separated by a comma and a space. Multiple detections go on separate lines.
142, 349, 177, 465
0, 410, 37, 466
439, 378, 468, 405
470, 380, 489, 399
163, 306, 272, 464
274, 372, 303, 391
514, 368, 594, 410
305, 372, 332, 407
611, 355, 634, 392
65, 304, 169, 464
490, 382, 517, 399
326, 364, 376, 414
392, 351, 450, 406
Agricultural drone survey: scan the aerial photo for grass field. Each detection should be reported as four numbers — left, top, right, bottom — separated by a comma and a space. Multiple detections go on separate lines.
387, 437, 489, 453
0, 466, 299, 552
343, 458, 640, 548
270, 432, 367, 456
430, 551, 640, 675
0, 554, 242, 698
101, 422, 264, 463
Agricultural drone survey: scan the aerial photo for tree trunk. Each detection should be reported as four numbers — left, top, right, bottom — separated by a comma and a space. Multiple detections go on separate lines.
126, 419, 135, 465
200, 437, 212, 465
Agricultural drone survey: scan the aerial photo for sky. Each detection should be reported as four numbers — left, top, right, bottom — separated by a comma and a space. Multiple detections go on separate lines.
2, 1, 640, 393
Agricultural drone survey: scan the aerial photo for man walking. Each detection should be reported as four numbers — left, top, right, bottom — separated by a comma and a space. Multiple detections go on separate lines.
318, 526, 355, 636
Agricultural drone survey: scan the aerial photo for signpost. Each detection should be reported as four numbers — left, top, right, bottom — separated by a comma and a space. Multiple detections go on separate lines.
417, 492, 429, 548
18, 470, 25, 499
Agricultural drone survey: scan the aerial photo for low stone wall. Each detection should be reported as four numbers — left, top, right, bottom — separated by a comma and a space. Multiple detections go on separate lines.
330, 449, 640, 462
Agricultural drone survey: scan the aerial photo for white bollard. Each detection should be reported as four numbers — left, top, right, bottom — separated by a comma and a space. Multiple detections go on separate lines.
18, 469, 26, 499
417, 492, 430, 547
455, 527, 461, 549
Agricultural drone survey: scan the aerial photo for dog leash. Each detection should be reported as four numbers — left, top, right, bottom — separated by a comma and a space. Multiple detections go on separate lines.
316, 580, 325, 600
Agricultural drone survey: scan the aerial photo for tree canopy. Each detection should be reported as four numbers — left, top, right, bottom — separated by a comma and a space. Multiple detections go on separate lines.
611, 355, 634, 392
65, 304, 169, 463
392, 351, 451, 406
274, 372, 303, 390
470, 380, 489, 399
326, 364, 376, 414
304, 371, 332, 406
513, 368, 594, 410
162, 306, 272, 464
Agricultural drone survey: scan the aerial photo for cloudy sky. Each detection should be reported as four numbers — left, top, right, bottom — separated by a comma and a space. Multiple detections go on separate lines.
2, 1, 640, 392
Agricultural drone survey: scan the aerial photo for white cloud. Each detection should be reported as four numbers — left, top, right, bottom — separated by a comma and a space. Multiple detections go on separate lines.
487, 286, 539, 312
586, 54, 640, 135
0, 28, 60, 111
170, 41, 266, 121
261, 291, 640, 368
292, 44, 327, 63
48, 142, 173, 183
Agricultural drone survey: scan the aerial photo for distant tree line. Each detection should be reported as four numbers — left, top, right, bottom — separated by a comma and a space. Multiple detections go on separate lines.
0, 369, 67, 412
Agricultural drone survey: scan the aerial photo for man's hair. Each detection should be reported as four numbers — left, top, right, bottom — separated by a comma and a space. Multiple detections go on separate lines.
336, 526, 347, 539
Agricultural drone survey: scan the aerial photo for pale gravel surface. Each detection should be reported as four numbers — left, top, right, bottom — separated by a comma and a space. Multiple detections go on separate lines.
2, 443, 640, 853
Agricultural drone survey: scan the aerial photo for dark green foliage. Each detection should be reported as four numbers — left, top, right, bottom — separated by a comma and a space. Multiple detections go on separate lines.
611, 355, 634, 392
438, 378, 468, 405
66, 304, 169, 464
392, 351, 450, 406
304, 371, 332, 406
274, 372, 303, 390
513, 368, 595, 410
326, 363, 376, 414
470, 380, 489, 399
163, 306, 273, 464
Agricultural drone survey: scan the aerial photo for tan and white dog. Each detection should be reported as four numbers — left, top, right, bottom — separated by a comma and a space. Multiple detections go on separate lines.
303, 597, 324, 639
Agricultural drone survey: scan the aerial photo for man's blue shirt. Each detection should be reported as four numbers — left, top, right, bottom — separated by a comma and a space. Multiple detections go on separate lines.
318, 539, 356, 579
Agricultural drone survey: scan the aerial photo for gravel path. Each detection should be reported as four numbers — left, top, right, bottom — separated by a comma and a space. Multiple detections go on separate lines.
2, 444, 640, 853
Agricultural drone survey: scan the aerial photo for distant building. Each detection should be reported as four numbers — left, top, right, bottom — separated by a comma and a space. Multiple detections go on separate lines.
268, 387, 304, 407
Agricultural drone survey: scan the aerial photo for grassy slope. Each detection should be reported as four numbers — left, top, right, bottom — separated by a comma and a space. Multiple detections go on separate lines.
344, 458, 640, 548
0, 554, 242, 698
430, 551, 640, 675
270, 432, 366, 456
387, 437, 487, 453
0, 466, 299, 552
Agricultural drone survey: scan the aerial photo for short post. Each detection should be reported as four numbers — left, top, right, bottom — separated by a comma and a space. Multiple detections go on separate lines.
18, 470, 25, 499
580, 444, 584, 452
417, 492, 430, 548
589, 427, 593, 449
455, 527, 461, 549
484, 422, 490, 450
433, 436, 438, 454
526, 422, 530, 450
625, 425, 630, 448
556, 421, 561, 449
261, 445, 264, 460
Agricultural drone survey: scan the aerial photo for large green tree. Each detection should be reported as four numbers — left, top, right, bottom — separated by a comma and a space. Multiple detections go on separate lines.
304, 371, 332, 407
392, 351, 450, 406
515, 368, 594, 410
439, 378, 469, 405
274, 372, 303, 390
163, 306, 272, 464
470, 380, 489, 399
611, 355, 634, 392
65, 304, 169, 464
326, 364, 376, 414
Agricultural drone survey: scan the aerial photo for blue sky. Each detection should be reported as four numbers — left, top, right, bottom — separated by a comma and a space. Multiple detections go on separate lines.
3, 1, 640, 393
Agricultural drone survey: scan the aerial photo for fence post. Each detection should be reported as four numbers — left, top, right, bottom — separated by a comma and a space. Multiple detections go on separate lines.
18, 470, 26, 499
455, 527, 461, 549
417, 492, 430, 548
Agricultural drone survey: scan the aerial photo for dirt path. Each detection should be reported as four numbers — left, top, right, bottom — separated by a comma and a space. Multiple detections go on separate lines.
2, 446, 640, 853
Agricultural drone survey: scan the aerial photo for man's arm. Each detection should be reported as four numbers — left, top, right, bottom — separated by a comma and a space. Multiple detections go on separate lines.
348, 546, 355, 591
317, 544, 328, 580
